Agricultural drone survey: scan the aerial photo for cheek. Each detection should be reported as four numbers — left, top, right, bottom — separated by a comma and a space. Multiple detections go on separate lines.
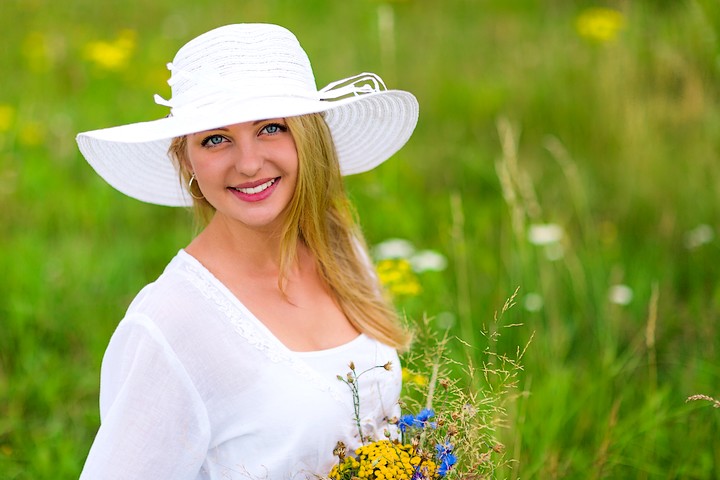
281, 146, 299, 173
186, 148, 219, 177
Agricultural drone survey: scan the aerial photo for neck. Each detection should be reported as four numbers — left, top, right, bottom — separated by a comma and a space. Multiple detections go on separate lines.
186, 213, 297, 275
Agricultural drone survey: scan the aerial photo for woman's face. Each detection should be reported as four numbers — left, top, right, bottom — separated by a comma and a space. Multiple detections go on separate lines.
186, 118, 298, 233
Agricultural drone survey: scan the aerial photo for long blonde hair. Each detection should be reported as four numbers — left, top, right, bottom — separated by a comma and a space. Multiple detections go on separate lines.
169, 113, 410, 350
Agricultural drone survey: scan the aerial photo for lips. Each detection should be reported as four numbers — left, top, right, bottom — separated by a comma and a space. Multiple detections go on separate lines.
231, 177, 277, 194
228, 177, 281, 202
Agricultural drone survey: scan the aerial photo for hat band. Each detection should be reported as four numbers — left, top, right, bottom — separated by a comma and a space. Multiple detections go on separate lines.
154, 68, 389, 116
153, 62, 319, 116
154, 90, 320, 117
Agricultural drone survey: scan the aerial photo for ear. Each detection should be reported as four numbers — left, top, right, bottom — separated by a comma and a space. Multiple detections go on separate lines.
169, 136, 193, 177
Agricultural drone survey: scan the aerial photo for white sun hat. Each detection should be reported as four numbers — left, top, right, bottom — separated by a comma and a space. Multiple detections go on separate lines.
76, 23, 419, 207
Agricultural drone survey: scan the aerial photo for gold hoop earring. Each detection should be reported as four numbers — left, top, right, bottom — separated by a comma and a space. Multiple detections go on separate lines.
187, 174, 205, 200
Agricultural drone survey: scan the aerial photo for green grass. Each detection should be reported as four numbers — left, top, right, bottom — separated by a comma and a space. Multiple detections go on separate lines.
2, 0, 719, 478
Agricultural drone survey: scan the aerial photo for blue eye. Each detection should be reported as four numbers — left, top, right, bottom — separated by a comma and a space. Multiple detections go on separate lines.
201, 134, 226, 147
261, 123, 287, 135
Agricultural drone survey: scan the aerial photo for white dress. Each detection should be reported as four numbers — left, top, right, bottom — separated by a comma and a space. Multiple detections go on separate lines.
80, 250, 402, 480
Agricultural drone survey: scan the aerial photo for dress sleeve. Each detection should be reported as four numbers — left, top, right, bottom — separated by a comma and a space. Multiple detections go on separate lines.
80, 314, 211, 480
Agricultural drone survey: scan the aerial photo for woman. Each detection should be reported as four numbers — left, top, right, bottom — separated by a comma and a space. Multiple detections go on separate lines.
76, 23, 418, 479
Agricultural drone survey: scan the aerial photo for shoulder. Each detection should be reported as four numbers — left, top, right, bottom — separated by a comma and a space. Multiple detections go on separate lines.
99, 251, 229, 404
108, 250, 236, 360
126, 250, 201, 315
122, 251, 218, 329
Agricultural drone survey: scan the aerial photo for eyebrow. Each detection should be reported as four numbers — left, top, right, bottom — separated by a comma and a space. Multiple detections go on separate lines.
194, 119, 283, 135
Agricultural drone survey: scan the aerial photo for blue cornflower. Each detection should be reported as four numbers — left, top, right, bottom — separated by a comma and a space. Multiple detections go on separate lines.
436, 441, 457, 476
398, 414, 415, 433
437, 453, 457, 476
435, 441, 454, 457
413, 408, 437, 429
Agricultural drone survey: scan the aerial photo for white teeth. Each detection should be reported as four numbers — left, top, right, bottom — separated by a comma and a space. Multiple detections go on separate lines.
235, 178, 276, 194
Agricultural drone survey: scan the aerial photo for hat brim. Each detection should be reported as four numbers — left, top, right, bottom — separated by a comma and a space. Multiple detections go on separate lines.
76, 91, 418, 207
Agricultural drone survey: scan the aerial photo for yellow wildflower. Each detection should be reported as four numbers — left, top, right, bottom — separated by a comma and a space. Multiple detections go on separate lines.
84, 29, 137, 71
402, 367, 428, 386
413, 374, 428, 386
376, 259, 422, 298
329, 440, 437, 479
576, 7, 625, 43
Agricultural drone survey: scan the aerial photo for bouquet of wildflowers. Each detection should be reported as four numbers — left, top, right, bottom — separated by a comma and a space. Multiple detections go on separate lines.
330, 362, 457, 480
328, 294, 526, 480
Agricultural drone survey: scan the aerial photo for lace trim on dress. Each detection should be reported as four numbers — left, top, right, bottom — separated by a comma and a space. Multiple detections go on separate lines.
178, 254, 344, 403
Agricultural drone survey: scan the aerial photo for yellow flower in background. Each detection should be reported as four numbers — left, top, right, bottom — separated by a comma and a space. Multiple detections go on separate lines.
576, 7, 625, 43
376, 258, 422, 298
0, 105, 15, 132
84, 29, 137, 71
402, 367, 428, 386
372, 238, 446, 299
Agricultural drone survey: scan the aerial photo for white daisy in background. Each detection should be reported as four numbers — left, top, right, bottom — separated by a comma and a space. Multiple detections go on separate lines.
528, 223, 563, 246
528, 223, 565, 260
684, 224, 714, 249
608, 284, 633, 305
373, 238, 448, 273
523, 292, 544, 312
409, 250, 448, 273
372, 238, 415, 260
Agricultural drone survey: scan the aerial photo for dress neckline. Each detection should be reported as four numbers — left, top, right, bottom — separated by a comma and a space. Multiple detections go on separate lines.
175, 248, 366, 356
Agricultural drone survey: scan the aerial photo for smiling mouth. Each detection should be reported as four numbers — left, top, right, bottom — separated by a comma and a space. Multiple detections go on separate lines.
231, 177, 279, 194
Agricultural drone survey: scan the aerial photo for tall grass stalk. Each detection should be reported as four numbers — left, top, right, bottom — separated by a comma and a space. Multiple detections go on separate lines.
449, 191, 473, 344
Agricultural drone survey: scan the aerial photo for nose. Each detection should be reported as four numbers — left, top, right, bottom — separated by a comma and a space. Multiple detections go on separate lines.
232, 141, 264, 177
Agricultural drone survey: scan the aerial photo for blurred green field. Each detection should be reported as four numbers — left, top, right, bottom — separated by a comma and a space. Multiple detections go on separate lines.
2, 0, 720, 478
